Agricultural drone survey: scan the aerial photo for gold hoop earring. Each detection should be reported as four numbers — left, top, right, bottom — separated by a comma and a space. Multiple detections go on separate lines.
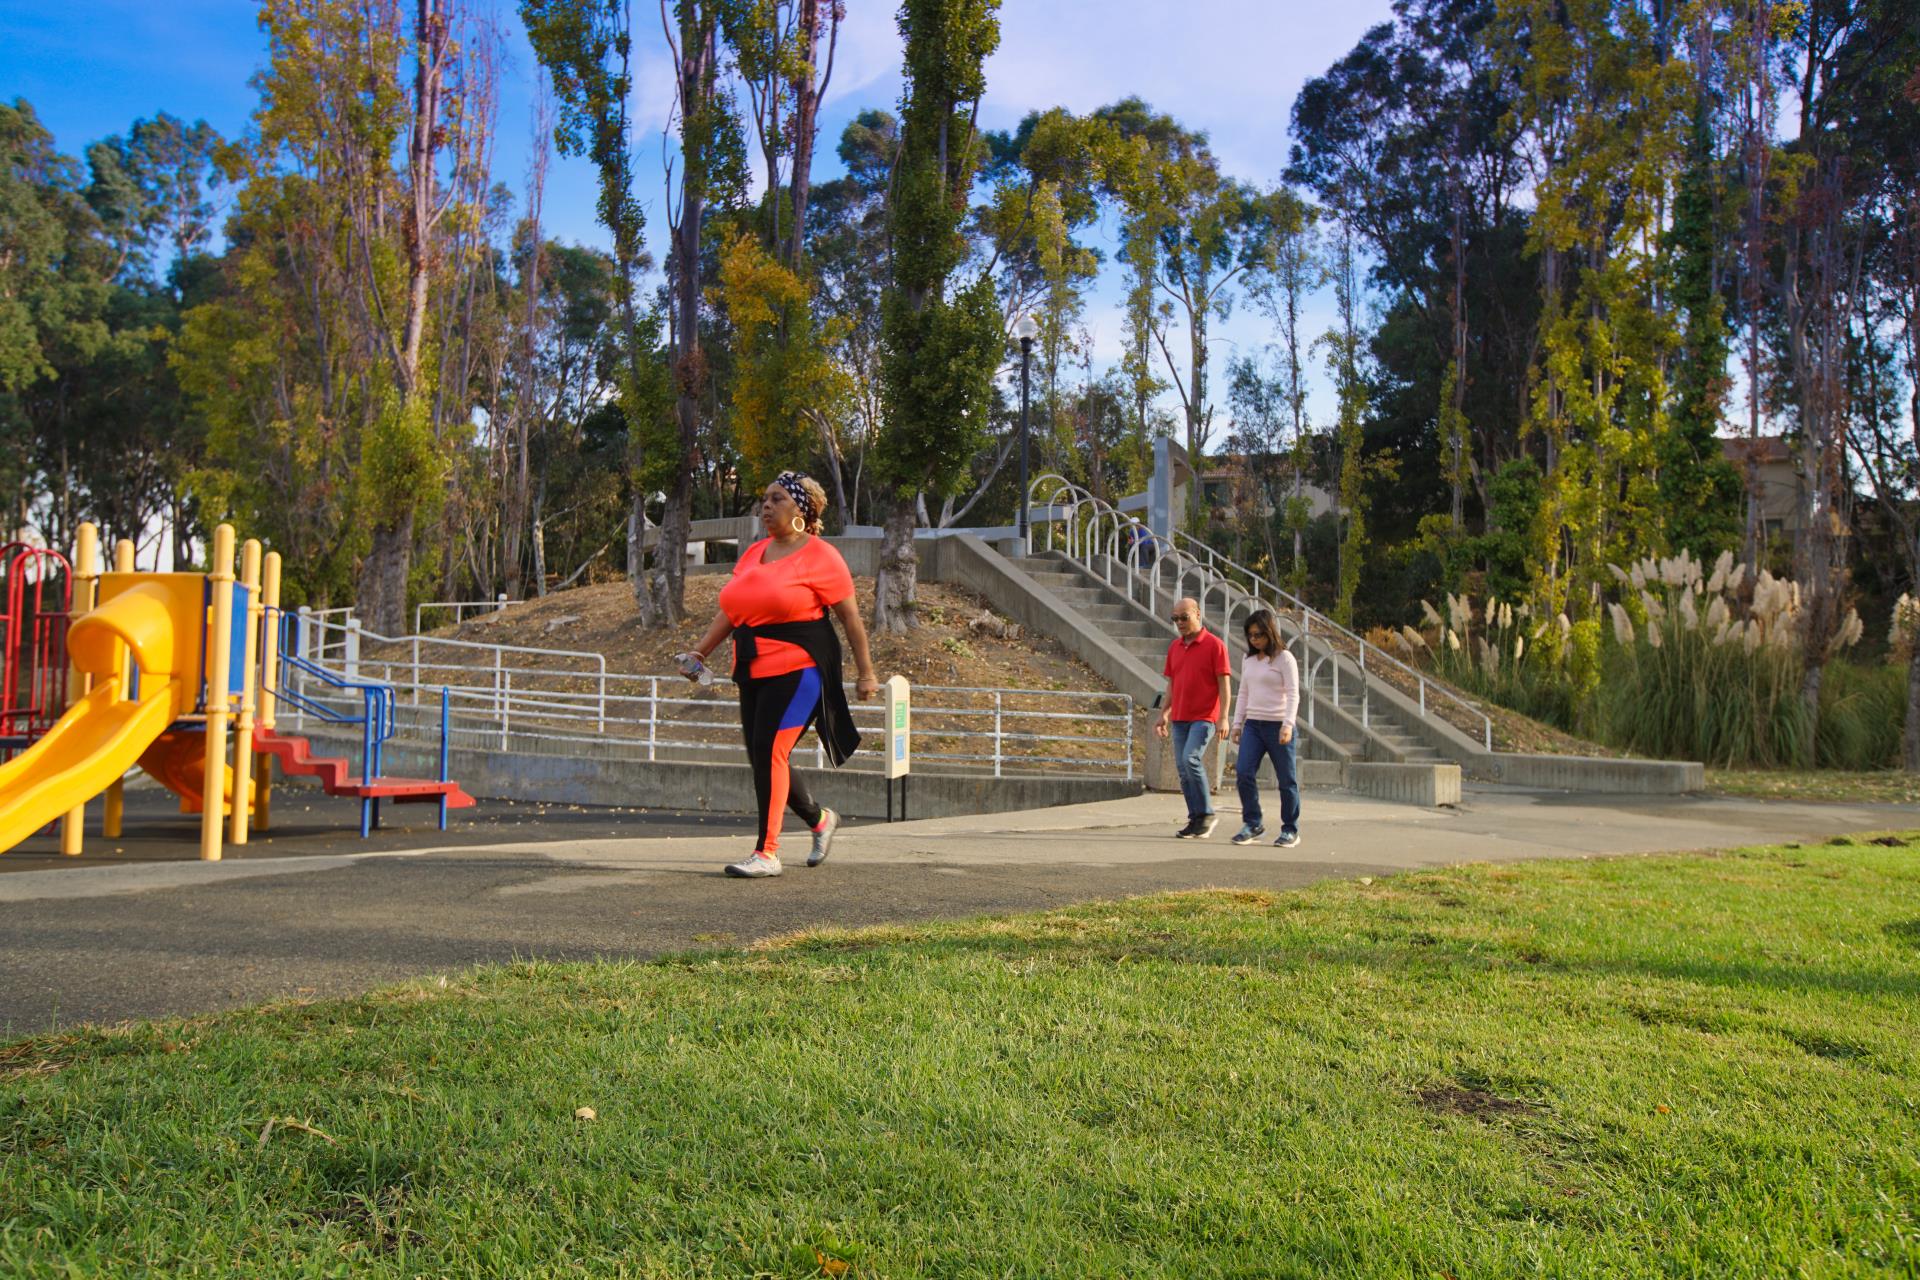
790, 515, 807, 534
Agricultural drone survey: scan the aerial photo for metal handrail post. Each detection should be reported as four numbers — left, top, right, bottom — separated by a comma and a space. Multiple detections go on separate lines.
493, 648, 504, 747
993, 692, 1003, 778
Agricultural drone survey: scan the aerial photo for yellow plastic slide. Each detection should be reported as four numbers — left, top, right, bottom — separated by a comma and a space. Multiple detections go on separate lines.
0, 575, 200, 853
0, 683, 176, 849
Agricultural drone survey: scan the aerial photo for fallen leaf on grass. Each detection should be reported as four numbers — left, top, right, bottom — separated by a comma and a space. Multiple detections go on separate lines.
574, 1107, 597, 1121
257, 1117, 339, 1150
1655, 1104, 1671, 1114
814, 1251, 850, 1277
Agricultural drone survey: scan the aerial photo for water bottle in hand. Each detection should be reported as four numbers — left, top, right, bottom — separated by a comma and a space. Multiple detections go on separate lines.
675, 651, 713, 686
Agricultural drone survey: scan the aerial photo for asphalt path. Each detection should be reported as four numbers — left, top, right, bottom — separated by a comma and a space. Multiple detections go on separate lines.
0, 783, 1909, 1033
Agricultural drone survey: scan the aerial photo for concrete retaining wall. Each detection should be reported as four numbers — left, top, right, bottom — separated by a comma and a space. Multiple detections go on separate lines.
311, 736, 1141, 821
1349, 762, 1462, 807
1481, 753, 1704, 795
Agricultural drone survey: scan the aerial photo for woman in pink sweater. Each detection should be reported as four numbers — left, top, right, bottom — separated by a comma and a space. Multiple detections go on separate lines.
1228, 608, 1301, 847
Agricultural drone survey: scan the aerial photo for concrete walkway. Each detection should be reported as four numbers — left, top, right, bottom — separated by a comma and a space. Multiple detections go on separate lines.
0, 786, 1909, 1032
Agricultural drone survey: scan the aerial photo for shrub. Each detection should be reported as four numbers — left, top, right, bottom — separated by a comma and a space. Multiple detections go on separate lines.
1406, 550, 1877, 769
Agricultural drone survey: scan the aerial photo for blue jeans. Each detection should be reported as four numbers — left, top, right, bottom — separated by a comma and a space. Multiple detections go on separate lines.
1170, 720, 1217, 821
1235, 720, 1300, 834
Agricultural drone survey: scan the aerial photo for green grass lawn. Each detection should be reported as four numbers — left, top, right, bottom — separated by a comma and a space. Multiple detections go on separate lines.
3, 837, 1918, 1278
1707, 767, 1920, 806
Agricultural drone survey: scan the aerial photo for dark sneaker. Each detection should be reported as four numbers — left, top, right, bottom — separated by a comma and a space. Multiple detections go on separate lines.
1231, 823, 1266, 845
724, 852, 783, 878
807, 808, 839, 867
1193, 814, 1219, 839
1273, 830, 1300, 849
1175, 820, 1201, 839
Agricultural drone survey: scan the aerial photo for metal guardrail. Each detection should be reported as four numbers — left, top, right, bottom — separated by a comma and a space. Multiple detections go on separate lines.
283, 614, 1134, 780
1026, 473, 1493, 752
415, 596, 516, 633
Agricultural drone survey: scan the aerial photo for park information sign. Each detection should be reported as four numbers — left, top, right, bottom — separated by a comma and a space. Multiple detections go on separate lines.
883, 675, 911, 779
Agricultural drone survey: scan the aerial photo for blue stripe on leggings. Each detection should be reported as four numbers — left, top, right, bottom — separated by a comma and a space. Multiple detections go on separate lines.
777, 665, 822, 731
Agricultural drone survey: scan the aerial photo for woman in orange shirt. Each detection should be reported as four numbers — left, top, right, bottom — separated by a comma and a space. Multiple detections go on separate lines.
682, 472, 879, 877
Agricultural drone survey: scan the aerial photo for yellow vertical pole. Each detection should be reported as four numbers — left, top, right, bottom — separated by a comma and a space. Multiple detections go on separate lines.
256, 551, 283, 831
200, 524, 236, 862
229, 540, 262, 845
59, 524, 101, 855
102, 539, 136, 840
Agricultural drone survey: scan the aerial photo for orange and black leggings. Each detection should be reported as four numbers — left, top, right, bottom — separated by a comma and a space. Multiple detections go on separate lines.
737, 665, 824, 854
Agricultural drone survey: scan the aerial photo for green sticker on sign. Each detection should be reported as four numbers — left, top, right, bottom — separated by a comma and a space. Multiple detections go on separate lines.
894, 702, 907, 729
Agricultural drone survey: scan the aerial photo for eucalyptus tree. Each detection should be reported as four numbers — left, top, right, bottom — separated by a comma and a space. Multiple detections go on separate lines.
523, 0, 668, 624
655, 0, 748, 623
1491, 0, 1697, 614
716, 0, 851, 516
873, 0, 1004, 632
0, 100, 115, 550
1774, 0, 1917, 728
1288, 0, 1534, 537
806, 110, 898, 524
172, 0, 498, 614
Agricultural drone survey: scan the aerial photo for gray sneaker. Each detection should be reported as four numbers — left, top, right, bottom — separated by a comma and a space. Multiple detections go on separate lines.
1273, 830, 1300, 849
807, 808, 839, 867
724, 852, 783, 878
1193, 814, 1218, 839
1231, 823, 1266, 845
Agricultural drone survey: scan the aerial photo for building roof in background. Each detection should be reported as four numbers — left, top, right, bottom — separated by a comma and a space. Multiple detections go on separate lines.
1721, 436, 1796, 467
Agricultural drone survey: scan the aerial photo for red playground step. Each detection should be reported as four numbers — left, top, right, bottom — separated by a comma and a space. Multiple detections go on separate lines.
252, 730, 475, 811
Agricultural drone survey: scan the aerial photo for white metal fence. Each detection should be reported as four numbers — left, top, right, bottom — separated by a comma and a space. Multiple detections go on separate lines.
415, 596, 518, 633
280, 613, 1134, 779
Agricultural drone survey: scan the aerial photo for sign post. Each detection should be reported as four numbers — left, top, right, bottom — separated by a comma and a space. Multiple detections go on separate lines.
883, 675, 910, 821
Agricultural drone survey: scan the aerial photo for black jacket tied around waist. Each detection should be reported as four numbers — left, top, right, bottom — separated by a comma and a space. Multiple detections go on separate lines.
729, 613, 862, 767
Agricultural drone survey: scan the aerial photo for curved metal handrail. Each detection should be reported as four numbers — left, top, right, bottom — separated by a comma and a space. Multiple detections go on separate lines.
1027, 472, 1493, 751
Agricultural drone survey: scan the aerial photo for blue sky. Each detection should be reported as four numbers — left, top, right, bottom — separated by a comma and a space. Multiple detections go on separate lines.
2, 0, 1399, 429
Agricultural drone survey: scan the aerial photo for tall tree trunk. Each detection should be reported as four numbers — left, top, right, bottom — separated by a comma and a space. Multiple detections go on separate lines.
360, 513, 414, 636
361, 0, 450, 633
785, 0, 838, 268
1906, 629, 1920, 773
816, 411, 850, 527
530, 476, 548, 598
504, 105, 549, 602
172, 493, 192, 572
657, 6, 719, 625
873, 495, 918, 634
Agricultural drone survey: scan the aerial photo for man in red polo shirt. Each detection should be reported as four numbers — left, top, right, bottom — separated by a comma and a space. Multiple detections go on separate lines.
1153, 596, 1232, 838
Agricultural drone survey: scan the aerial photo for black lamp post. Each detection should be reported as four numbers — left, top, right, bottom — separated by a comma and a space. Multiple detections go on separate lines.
1015, 313, 1039, 545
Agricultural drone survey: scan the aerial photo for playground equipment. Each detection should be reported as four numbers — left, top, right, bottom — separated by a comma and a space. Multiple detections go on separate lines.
0, 542, 72, 757
0, 523, 473, 858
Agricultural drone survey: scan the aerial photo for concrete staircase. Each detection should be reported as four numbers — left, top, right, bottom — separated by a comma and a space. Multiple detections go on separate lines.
858, 529, 1703, 801
1006, 553, 1446, 766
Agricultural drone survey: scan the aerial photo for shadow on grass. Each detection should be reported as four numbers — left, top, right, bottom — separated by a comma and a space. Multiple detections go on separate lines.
777, 912, 1920, 1001
1885, 919, 1920, 952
